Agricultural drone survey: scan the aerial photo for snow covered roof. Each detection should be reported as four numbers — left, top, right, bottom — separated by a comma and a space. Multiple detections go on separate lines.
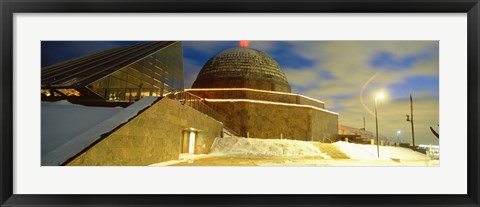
41, 97, 160, 166
41, 100, 122, 156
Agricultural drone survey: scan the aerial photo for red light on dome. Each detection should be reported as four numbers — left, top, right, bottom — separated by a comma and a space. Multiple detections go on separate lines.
239, 41, 250, 48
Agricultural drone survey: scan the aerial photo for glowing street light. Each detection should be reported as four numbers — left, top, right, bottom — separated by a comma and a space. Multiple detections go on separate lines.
376, 92, 385, 100
374, 92, 385, 158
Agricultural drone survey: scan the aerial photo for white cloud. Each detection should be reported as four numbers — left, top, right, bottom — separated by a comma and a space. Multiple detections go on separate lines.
283, 68, 321, 88
248, 41, 279, 53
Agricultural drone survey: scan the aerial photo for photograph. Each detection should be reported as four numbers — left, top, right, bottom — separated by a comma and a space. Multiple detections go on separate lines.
40, 40, 440, 167
2, 0, 478, 205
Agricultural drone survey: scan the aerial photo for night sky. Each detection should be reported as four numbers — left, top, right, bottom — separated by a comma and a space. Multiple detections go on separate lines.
42, 41, 439, 145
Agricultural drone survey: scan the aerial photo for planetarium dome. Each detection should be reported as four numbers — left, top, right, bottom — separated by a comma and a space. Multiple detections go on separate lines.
192, 47, 292, 93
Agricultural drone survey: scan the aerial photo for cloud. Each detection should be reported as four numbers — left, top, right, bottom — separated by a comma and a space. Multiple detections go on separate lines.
283, 68, 320, 88
369, 50, 434, 71
285, 41, 438, 97
248, 41, 279, 52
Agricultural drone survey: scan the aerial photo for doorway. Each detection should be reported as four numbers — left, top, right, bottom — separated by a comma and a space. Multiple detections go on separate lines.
188, 131, 196, 154
182, 130, 197, 154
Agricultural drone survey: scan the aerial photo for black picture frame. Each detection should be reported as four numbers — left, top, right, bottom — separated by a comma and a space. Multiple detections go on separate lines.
1, 0, 479, 206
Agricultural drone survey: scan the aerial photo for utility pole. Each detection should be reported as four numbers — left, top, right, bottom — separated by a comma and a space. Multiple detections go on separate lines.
410, 94, 415, 151
375, 98, 380, 158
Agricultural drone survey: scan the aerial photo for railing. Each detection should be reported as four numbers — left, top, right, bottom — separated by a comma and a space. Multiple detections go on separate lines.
322, 136, 336, 143
222, 126, 241, 137
167, 91, 223, 123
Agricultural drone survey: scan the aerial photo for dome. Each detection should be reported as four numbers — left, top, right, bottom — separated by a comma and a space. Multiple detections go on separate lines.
192, 47, 291, 93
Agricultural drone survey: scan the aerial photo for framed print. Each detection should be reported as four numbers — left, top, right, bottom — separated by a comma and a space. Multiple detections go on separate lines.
1, 0, 479, 206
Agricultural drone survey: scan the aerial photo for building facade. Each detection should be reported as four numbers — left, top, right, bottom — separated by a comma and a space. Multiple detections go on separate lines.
41, 41, 184, 105
189, 46, 339, 141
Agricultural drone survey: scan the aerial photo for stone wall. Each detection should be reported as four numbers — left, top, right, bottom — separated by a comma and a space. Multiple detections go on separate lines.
310, 109, 339, 141
188, 89, 325, 109
204, 100, 338, 141
205, 101, 249, 136
244, 102, 311, 140
67, 98, 223, 166
193, 77, 291, 93
297, 96, 325, 109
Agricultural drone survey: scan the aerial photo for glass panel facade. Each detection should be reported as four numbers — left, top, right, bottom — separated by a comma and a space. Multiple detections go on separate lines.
57, 88, 81, 96
88, 42, 184, 102
41, 89, 51, 97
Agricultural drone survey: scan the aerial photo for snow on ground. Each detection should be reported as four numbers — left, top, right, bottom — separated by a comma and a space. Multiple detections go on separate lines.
256, 159, 439, 166
209, 136, 329, 158
150, 155, 439, 166
149, 139, 436, 166
149, 154, 211, 166
334, 141, 431, 161
42, 97, 159, 166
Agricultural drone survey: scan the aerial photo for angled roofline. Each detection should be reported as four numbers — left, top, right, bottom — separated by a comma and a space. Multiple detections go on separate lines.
41, 41, 177, 87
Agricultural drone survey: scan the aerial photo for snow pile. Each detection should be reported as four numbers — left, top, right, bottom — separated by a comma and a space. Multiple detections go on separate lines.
334, 141, 431, 161
209, 137, 329, 158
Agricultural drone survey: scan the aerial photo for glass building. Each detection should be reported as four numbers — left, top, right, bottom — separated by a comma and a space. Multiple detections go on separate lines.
41, 41, 184, 104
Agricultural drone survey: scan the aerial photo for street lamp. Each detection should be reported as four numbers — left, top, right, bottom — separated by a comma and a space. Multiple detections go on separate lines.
374, 92, 384, 158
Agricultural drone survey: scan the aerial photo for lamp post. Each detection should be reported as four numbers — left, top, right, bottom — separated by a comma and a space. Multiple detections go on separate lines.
374, 92, 384, 158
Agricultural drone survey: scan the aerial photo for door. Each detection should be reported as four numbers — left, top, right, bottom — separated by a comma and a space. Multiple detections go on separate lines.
188, 131, 196, 154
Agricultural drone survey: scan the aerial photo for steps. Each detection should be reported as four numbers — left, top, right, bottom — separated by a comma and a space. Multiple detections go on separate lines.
311, 142, 350, 159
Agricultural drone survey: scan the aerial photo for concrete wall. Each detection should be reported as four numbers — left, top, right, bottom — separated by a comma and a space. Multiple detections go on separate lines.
67, 98, 223, 166
310, 109, 339, 141
204, 100, 338, 141
188, 89, 325, 109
